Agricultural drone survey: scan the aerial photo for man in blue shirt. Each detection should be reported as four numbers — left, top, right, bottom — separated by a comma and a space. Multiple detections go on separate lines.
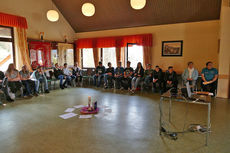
201, 61, 218, 95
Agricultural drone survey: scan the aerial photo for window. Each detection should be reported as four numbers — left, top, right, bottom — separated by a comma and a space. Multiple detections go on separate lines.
66, 49, 74, 66
126, 44, 143, 69
51, 49, 58, 65
0, 26, 14, 72
102, 47, 116, 68
82, 48, 95, 68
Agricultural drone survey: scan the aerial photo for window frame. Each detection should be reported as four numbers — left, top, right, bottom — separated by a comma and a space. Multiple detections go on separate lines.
0, 25, 15, 64
125, 43, 144, 68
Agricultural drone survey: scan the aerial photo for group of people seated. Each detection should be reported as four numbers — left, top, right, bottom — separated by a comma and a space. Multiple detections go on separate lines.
93, 61, 218, 95
0, 60, 218, 102
0, 62, 82, 102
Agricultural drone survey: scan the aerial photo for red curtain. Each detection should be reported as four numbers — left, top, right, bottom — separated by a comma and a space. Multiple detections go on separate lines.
0, 12, 28, 29
28, 41, 51, 67
75, 34, 152, 48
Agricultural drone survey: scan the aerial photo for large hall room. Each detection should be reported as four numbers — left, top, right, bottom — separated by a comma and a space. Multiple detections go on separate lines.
0, 0, 230, 153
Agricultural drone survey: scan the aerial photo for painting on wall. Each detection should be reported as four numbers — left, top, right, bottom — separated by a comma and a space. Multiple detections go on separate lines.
162, 40, 183, 56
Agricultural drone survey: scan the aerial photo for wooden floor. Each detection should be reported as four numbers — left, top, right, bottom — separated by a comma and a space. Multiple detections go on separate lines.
0, 87, 230, 153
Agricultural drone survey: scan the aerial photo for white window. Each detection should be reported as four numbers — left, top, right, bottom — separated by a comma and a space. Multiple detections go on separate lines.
82, 48, 95, 68
102, 47, 116, 68
51, 49, 58, 65
66, 49, 74, 66
127, 45, 143, 69
0, 26, 14, 72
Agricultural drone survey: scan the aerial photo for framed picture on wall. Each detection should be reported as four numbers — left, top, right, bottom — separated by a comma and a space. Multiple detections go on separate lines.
162, 40, 183, 56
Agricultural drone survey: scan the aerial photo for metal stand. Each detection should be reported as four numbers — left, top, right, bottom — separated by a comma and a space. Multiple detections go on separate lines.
159, 93, 211, 146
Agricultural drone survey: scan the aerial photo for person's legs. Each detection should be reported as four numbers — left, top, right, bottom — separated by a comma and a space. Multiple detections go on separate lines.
42, 75, 49, 91
58, 75, 64, 87
93, 75, 97, 86
97, 75, 104, 87
104, 74, 108, 87
35, 79, 40, 93
210, 81, 217, 95
136, 77, 142, 89
131, 77, 137, 90
22, 80, 31, 95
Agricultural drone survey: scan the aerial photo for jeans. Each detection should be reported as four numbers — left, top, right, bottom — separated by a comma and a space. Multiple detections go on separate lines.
35, 76, 48, 92
93, 74, 104, 87
58, 75, 64, 86
104, 74, 113, 87
21, 80, 32, 95
153, 80, 163, 93
132, 77, 142, 90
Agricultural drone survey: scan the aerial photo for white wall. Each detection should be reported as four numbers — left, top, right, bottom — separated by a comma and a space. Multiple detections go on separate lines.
0, 0, 75, 42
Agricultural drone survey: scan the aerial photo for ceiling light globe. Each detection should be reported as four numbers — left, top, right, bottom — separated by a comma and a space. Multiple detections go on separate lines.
130, 0, 146, 10
47, 10, 59, 22
82, 3, 95, 17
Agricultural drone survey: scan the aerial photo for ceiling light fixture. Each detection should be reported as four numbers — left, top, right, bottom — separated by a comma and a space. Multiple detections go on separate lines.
47, 0, 59, 22
82, 3, 95, 17
47, 10, 59, 22
130, 0, 146, 10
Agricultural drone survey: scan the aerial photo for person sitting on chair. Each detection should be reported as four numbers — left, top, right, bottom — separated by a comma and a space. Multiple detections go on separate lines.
19, 65, 34, 97
53, 63, 65, 89
93, 62, 105, 87
144, 64, 154, 88
31, 66, 49, 95
182, 62, 198, 88
0, 70, 4, 86
201, 61, 218, 95
131, 62, 144, 93
121, 61, 134, 90
72, 62, 82, 86
164, 66, 178, 92
63, 63, 75, 87
5, 63, 23, 99
104, 62, 114, 89
152, 66, 163, 93
114, 62, 124, 89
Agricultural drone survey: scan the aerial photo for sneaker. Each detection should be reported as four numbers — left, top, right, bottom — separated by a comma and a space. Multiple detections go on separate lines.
45, 90, 50, 93
104, 86, 108, 89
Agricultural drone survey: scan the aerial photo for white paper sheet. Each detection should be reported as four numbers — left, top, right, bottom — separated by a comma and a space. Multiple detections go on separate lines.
73, 105, 85, 109
65, 108, 75, 113
59, 113, 78, 119
79, 115, 92, 119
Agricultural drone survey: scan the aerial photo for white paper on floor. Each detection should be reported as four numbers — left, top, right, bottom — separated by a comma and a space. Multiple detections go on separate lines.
79, 115, 92, 119
73, 105, 85, 109
59, 113, 78, 119
65, 108, 75, 113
